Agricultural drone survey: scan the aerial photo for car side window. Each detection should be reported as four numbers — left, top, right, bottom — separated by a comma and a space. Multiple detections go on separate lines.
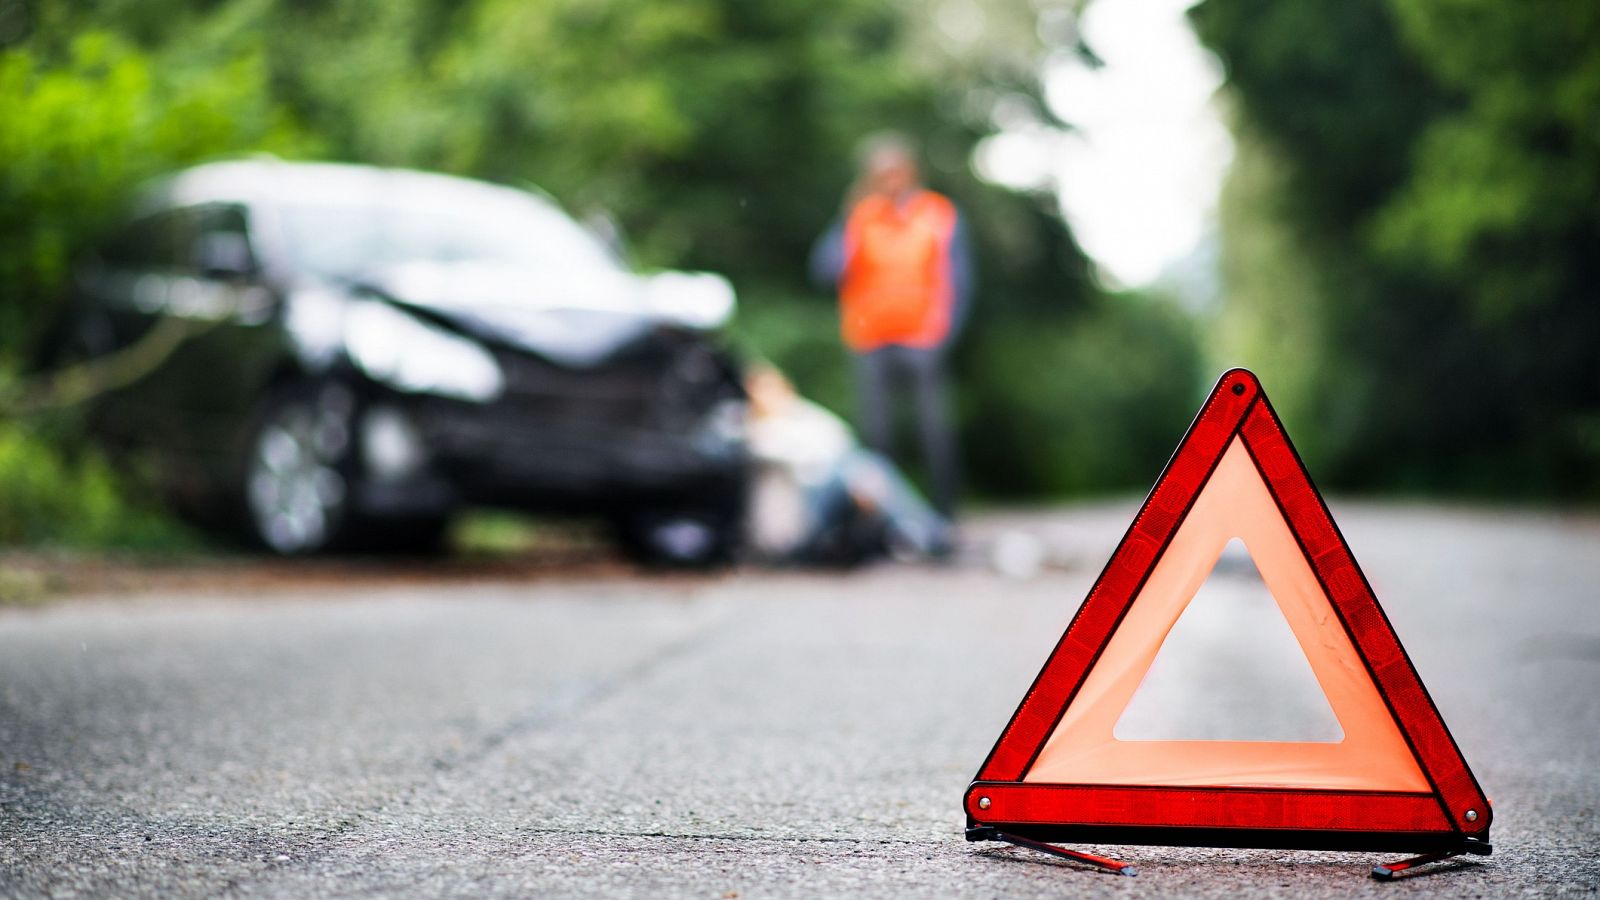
99, 205, 254, 273
181, 204, 257, 279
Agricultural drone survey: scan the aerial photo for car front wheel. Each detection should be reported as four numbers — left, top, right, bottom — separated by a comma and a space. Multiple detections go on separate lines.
612, 496, 744, 569
241, 383, 356, 554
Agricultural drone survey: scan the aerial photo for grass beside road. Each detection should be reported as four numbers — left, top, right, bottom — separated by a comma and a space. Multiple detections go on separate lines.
0, 421, 200, 552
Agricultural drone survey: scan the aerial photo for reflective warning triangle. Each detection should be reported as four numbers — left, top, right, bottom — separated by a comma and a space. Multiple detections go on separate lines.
966, 370, 1491, 855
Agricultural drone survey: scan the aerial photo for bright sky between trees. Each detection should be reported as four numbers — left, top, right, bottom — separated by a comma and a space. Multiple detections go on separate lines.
976, 0, 1233, 289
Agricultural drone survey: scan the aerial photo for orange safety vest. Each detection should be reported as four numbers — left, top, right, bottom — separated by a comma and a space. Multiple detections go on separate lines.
838, 190, 959, 351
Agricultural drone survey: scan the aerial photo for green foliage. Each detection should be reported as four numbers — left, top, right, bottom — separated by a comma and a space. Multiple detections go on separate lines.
1192, 0, 1600, 497
1372, 0, 1600, 322
0, 30, 310, 352
36, 0, 1068, 288
961, 293, 1202, 498
0, 420, 197, 550
1204, 124, 1333, 467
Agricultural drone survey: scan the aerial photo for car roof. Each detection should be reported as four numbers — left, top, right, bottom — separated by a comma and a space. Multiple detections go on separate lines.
147, 159, 563, 217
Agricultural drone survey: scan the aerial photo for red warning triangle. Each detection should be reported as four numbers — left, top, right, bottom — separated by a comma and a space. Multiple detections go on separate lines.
966, 369, 1490, 855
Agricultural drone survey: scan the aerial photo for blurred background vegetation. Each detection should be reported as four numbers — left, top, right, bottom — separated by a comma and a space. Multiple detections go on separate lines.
0, 0, 1594, 551
1194, 0, 1600, 495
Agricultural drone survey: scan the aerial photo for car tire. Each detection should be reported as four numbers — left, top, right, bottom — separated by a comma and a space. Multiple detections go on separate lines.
612, 498, 744, 569
238, 381, 360, 555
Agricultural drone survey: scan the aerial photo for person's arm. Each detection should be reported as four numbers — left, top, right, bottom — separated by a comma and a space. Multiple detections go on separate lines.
947, 211, 977, 341
808, 220, 847, 290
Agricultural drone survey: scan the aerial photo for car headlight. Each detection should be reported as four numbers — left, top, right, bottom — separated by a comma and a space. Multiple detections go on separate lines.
696, 396, 748, 452
344, 299, 504, 403
361, 404, 426, 480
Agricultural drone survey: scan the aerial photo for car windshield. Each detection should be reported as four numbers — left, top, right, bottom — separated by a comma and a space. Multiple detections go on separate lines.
276, 181, 619, 281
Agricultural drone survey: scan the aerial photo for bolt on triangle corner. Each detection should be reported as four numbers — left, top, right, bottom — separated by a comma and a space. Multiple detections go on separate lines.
964, 368, 1492, 861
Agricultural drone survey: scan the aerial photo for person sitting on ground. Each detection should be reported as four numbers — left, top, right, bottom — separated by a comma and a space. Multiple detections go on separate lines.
744, 363, 951, 566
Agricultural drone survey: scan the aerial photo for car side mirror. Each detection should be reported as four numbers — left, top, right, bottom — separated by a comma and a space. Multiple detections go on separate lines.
195, 231, 256, 280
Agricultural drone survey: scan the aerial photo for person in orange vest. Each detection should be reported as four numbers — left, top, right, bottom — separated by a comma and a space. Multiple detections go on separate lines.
809, 133, 974, 518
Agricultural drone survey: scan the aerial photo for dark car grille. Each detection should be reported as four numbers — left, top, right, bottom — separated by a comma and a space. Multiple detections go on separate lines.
494, 339, 729, 431
416, 395, 742, 502
406, 339, 744, 500
496, 352, 659, 424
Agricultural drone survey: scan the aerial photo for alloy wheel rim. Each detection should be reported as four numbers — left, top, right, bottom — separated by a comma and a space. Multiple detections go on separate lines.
248, 398, 349, 553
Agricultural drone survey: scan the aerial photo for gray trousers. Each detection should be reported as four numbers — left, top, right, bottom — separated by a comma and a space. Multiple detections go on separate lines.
854, 345, 959, 515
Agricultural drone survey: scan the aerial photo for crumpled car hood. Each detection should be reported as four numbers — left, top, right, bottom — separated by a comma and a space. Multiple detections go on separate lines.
364, 261, 733, 368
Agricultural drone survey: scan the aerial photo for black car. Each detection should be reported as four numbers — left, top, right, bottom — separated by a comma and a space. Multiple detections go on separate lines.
49, 160, 749, 562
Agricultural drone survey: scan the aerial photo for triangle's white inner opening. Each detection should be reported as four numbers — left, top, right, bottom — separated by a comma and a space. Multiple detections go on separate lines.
1113, 538, 1344, 742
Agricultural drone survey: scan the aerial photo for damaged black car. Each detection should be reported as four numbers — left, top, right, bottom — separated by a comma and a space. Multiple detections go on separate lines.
49, 161, 749, 564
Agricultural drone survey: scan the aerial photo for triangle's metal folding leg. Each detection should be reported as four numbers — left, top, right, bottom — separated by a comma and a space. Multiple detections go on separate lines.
971, 827, 1137, 876
1372, 839, 1490, 881
1371, 850, 1462, 880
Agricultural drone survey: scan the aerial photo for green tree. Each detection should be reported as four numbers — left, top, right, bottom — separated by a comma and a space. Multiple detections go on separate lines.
1192, 0, 1600, 496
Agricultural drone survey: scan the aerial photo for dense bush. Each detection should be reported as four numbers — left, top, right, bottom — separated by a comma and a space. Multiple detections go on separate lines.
0, 420, 195, 550
960, 293, 1203, 498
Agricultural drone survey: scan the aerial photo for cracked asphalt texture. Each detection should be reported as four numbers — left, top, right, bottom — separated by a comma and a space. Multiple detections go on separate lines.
2, 503, 1598, 897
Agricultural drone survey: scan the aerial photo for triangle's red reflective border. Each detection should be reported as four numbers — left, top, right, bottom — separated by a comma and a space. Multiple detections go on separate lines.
965, 369, 1491, 854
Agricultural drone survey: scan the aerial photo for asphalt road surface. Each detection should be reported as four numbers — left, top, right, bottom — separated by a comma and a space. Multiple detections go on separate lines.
2, 503, 1598, 897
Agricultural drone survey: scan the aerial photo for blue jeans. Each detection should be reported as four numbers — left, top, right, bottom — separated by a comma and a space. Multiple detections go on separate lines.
799, 449, 950, 560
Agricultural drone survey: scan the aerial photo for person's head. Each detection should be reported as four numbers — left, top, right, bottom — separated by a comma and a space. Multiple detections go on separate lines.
857, 132, 921, 200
